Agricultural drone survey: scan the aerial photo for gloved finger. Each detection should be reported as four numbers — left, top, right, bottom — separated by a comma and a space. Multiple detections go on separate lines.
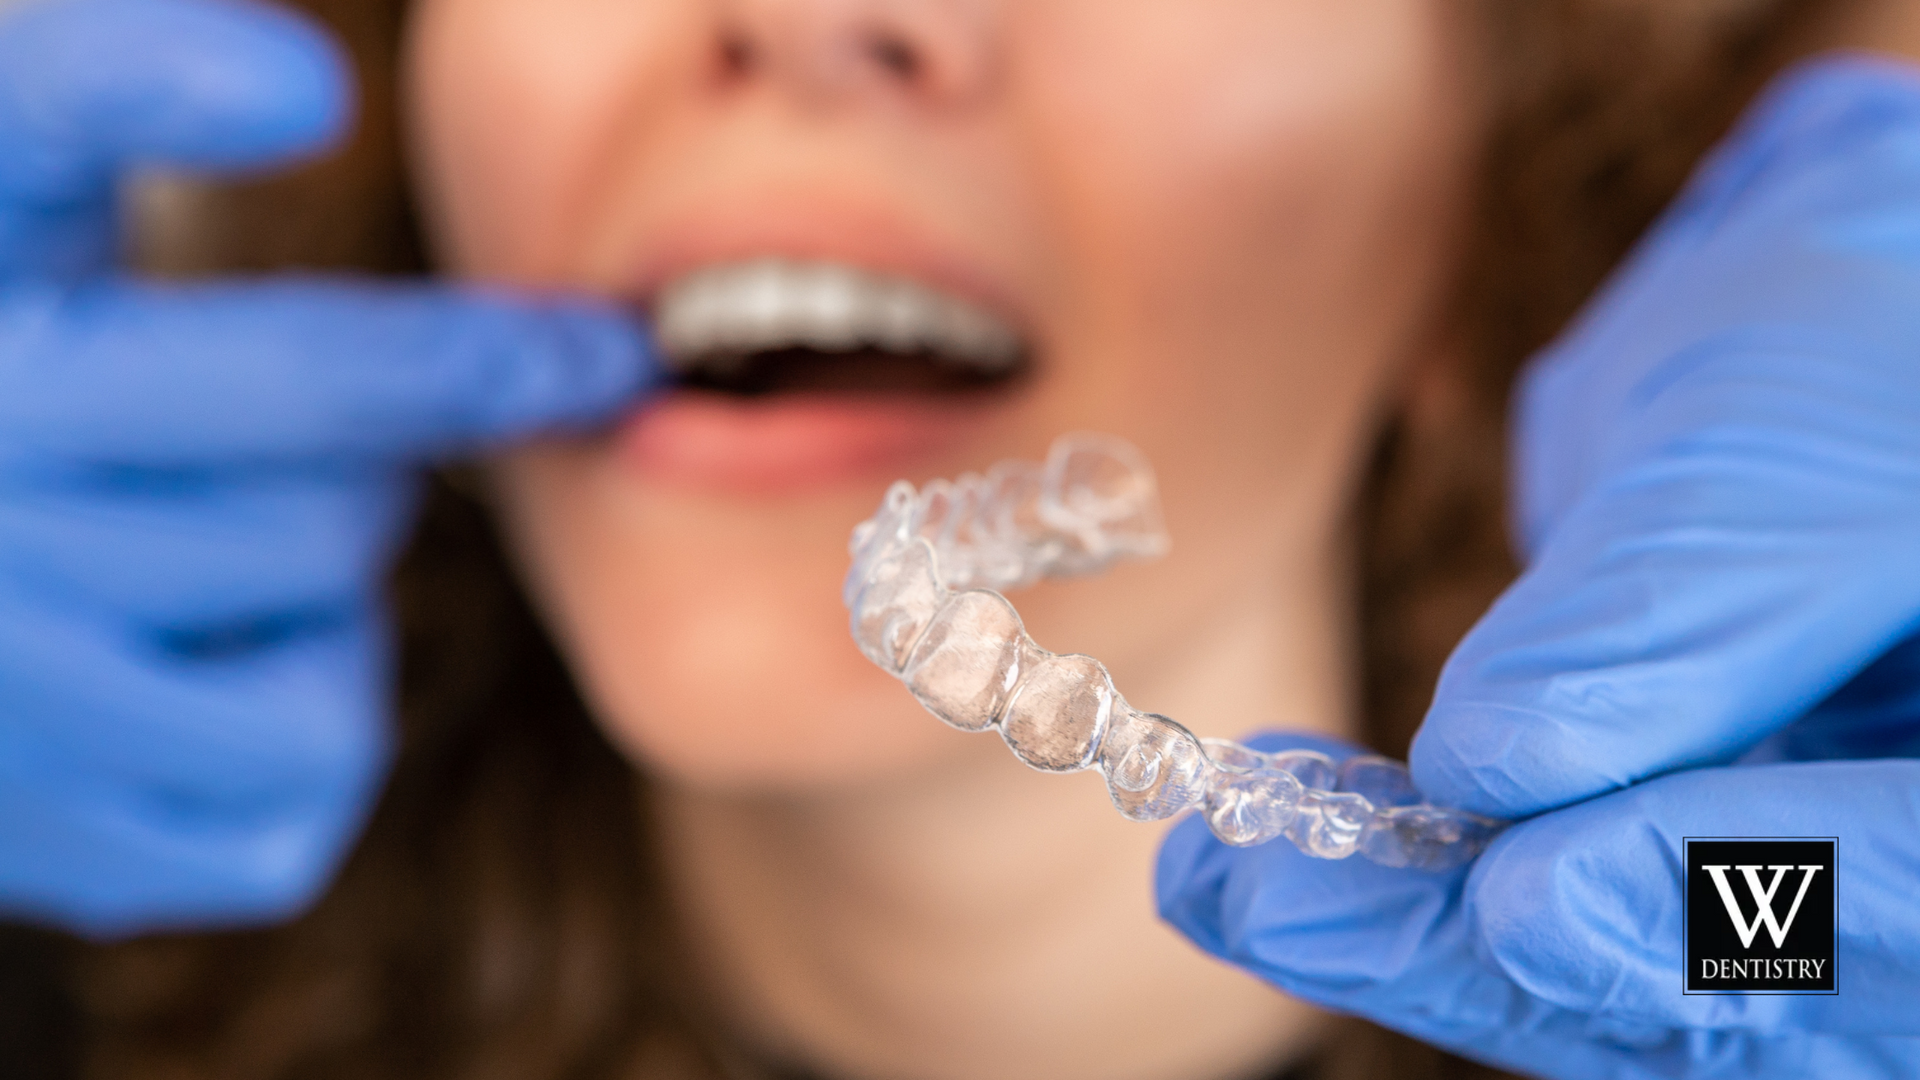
0, 0, 348, 279
0, 579, 388, 800
1508, 59, 1920, 555
1161, 809, 1920, 1079
0, 277, 660, 466
1157, 754, 1661, 1078
1157, 739, 1920, 1077
1413, 60, 1920, 819
1157, 733, 1548, 1032
1415, 369, 1920, 818
1468, 759, 1920, 1036
1159, 731, 1523, 1024
0, 590, 389, 935
0, 469, 415, 629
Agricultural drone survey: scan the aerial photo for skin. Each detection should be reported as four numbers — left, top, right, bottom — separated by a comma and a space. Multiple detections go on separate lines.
406, 1, 1478, 1078
1822, 0, 1920, 58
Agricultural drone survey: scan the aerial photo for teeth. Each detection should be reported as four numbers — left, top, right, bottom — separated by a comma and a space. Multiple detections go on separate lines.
654, 258, 1024, 374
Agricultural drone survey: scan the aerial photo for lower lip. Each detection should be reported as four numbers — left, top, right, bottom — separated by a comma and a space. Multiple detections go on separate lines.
619, 390, 1002, 493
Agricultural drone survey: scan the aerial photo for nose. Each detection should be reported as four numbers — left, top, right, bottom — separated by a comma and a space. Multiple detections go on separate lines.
712, 0, 998, 109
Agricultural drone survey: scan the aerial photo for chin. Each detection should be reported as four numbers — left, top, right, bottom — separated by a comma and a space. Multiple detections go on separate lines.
495, 444, 994, 793
593, 657, 979, 794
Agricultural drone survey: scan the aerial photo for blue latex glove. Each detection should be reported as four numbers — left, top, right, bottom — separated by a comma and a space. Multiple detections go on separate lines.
1159, 56, 1920, 1078
0, 0, 660, 936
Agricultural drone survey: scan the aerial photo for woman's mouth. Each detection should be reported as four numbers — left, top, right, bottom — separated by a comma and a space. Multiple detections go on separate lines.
657, 258, 1025, 389
621, 257, 1033, 492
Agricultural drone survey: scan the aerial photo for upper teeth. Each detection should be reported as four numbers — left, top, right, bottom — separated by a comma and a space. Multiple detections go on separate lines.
654, 258, 1024, 373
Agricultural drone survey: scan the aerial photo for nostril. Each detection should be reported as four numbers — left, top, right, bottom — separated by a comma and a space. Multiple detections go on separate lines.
711, 2, 992, 104
717, 28, 757, 80
865, 29, 922, 83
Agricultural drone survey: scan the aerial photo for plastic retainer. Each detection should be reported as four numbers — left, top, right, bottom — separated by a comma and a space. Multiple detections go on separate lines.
843, 433, 1504, 870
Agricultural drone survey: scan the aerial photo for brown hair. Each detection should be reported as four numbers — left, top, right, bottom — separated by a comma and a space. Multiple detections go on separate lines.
67, 1, 1841, 1077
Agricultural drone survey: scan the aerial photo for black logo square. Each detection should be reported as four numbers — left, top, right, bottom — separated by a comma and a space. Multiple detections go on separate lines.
1684, 837, 1836, 995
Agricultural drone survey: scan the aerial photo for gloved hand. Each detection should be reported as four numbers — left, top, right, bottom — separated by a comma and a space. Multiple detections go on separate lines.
0, 0, 660, 936
1158, 55, 1920, 1078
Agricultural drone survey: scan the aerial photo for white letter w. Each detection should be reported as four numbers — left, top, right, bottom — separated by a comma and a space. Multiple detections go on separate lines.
1701, 864, 1823, 949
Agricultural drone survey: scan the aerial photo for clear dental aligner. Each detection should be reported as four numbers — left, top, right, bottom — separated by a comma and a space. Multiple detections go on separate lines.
843, 433, 1505, 871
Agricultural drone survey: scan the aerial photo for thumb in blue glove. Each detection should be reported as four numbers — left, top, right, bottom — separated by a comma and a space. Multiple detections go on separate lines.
0, 0, 663, 936
1159, 734, 1920, 1080
1413, 54, 1920, 816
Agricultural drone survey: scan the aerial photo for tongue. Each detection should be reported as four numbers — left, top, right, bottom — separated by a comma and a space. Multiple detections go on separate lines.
680, 347, 1017, 396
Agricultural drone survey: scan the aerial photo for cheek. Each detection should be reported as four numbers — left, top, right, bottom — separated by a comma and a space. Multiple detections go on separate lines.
1008, 0, 1473, 570
1021, 1, 1464, 286
490, 444, 984, 788
1024, 0, 1467, 365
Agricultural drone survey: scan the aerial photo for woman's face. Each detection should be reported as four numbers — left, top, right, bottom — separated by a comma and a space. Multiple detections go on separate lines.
408, 0, 1476, 790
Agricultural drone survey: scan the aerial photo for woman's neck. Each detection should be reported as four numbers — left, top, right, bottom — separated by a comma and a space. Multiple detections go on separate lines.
651, 559, 1355, 1080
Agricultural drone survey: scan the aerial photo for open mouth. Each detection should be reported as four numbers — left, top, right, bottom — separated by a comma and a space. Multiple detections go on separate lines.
653, 258, 1031, 397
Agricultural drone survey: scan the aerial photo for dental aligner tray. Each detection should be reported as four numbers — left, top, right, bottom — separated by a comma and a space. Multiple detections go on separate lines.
843, 433, 1503, 870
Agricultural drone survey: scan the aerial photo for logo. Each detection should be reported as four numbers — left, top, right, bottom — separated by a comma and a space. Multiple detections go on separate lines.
1684, 838, 1835, 995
